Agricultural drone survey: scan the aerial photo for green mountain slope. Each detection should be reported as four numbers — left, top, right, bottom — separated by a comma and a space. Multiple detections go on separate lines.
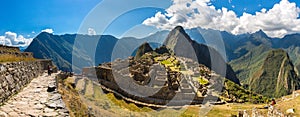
249, 49, 300, 98
229, 45, 271, 83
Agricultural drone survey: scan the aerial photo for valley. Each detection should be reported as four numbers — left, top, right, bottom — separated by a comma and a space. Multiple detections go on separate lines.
1, 25, 299, 117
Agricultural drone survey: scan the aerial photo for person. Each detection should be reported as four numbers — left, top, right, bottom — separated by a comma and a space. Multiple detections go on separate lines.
270, 98, 276, 106
48, 65, 52, 76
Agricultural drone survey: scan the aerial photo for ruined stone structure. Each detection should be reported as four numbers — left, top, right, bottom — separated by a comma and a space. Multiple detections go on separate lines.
0, 60, 52, 104
0, 45, 33, 58
81, 56, 210, 106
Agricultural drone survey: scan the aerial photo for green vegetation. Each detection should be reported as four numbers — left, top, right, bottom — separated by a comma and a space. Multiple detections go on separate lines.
195, 76, 209, 85
229, 45, 270, 83
223, 79, 270, 103
249, 49, 299, 98
159, 56, 181, 71
161, 59, 172, 65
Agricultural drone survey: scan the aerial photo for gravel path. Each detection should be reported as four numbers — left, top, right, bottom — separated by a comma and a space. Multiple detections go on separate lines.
0, 72, 70, 117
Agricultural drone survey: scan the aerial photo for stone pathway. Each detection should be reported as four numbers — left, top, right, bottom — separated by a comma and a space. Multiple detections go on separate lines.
0, 72, 70, 117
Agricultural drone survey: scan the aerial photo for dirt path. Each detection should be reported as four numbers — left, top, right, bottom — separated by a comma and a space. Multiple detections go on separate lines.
0, 72, 70, 117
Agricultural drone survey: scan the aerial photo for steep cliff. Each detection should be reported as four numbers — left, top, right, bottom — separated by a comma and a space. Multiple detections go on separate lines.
164, 26, 240, 84
250, 49, 300, 98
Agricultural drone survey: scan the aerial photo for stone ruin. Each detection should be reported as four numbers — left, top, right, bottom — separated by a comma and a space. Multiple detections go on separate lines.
81, 55, 213, 106
0, 45, 33, 58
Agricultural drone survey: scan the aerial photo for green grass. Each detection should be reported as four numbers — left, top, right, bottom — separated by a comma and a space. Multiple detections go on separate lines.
161, 59, 172, 65
194, 76, 209, 85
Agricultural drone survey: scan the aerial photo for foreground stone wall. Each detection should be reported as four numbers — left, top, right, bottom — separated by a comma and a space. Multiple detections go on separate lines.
0, 60, 52, 104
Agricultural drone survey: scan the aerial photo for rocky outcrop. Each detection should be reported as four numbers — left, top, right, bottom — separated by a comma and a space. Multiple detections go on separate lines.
250, 49, 300, 98
0, 60, 52, 104
164, 26, 240, 85
134, 42, 153, 59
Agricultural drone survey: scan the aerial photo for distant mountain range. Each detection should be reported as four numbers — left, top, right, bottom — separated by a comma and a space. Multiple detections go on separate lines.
25, 31, 167, 73
25, 26, 300, 97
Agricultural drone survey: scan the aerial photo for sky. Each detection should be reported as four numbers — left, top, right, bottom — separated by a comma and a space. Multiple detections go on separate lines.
0, 0, 300, 47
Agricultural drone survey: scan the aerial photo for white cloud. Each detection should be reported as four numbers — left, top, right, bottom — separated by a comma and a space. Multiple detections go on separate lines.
88, 28, 97, 35
41, 28, 54, 34
0, 31, 33, 47
143, 0, 300, 38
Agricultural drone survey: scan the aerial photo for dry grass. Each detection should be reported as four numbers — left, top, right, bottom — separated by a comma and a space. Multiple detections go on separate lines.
57, 77, 90, 117
76, 78, 208, 116
275, 91, 300, 116
0, 54, 35, 63
206, 103, 268, 117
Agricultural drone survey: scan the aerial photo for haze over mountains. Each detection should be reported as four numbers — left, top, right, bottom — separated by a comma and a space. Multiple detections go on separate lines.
25, 26, 300, 97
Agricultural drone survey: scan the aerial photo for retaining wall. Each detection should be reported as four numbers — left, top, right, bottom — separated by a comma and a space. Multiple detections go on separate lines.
0, 60, 52, 104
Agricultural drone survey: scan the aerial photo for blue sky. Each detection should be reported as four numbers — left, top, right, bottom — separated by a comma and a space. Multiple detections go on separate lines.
1, 0, 300, 46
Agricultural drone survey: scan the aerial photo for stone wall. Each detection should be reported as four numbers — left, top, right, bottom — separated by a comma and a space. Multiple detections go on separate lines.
83, 66, 204, 106
0, 60, 52, 104
0, 45, 33, 58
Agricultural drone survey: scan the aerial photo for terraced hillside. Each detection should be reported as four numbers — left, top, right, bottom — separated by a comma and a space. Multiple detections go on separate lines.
0, 45, 35, 62
74, 77, 205, 116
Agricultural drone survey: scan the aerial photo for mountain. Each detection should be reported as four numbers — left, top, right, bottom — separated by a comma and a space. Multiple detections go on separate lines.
25, 32, 119, 72
164, 26, 240, 84
134, 42, 153, 59
25, 31, 168, 73
249, 49, 300, 98
228, 30, 300, 84
25, 27, 300, 88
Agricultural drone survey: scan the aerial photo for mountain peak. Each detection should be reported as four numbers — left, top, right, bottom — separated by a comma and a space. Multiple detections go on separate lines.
250, 49, 299, 98
164, 26, 193, 50
253, 29, 268, 38
134, 42, 153, 59
173, 26, 185, 32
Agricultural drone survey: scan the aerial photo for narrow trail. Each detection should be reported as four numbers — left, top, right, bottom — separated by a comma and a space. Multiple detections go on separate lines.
0, 72, 70, 117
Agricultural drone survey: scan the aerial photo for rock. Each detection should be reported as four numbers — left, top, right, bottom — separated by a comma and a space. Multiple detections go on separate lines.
57, 109, 69, 113
46, 102, 57, 109
7, 68, 14, 72
44, 108, 55, 113
34, 104, 44, 110
47, 83, 56, 92
8, 112, 19, 117
286, 108, 295, 114
5, 75, 14, 85
43, 112, 58, 117
0, 111, 8, 117
26, 110, 41, 117
0, 107, 13, 113
49, 94, 61, 101
40, 97, 47, 104
55, 100, 66, 109
0, 66, 6, 72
